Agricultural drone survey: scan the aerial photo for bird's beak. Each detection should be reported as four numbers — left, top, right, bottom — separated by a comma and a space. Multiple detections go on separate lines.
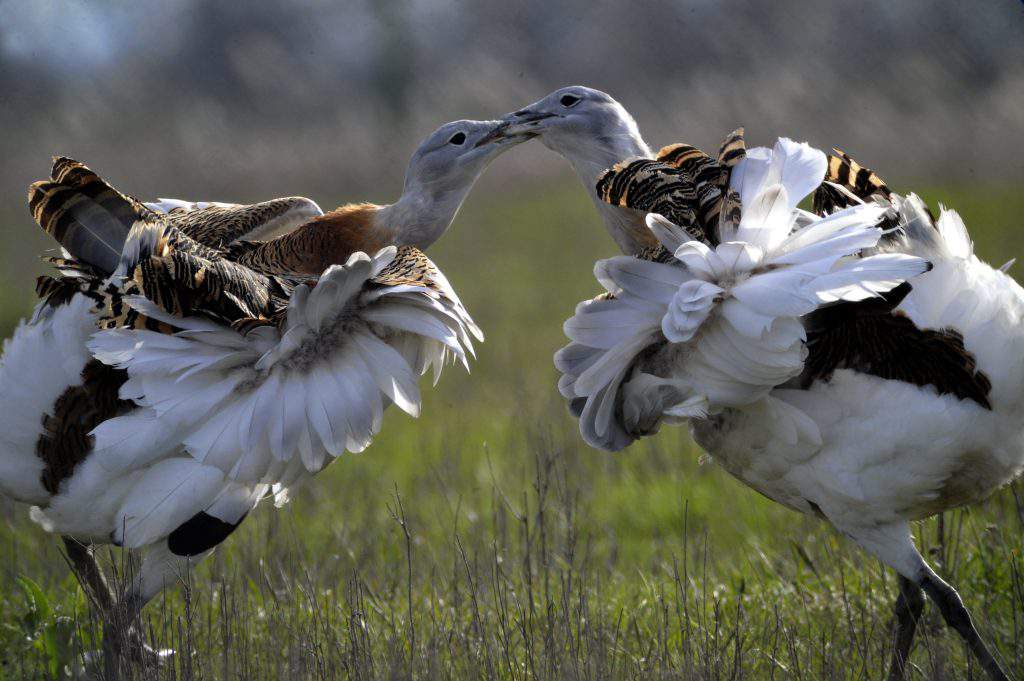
473, 109, 558, 147
473, 121, 512, 148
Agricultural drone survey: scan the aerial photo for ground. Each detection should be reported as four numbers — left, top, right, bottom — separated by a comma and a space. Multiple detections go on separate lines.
0, 183, 1021, 679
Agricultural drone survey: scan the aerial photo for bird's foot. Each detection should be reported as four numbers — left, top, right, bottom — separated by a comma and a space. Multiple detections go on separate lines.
95, 625, 174, 674
124, 638, 174, 668
74, 640, 172, 679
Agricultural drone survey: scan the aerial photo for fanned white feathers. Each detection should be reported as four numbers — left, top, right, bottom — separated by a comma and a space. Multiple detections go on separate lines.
557, 138, 932, 451
88, 247, 480, 497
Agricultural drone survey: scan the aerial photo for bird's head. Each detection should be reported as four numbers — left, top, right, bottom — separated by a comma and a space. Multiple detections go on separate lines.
403, 119, 523, 195
491, 86, 657, 254
496, 86, 650, 173
390, 119, 524, 247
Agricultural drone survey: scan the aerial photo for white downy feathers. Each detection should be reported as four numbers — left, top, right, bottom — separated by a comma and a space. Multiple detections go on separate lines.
88, 246, 480, 510
557, 138, 931, 451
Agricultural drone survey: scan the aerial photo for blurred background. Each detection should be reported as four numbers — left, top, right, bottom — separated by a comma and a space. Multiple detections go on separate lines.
2, 2, 1024, 676
3, 0, 1024, 315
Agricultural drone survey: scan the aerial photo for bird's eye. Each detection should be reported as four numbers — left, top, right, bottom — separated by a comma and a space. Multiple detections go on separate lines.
448, 132, 467, 145
560, 94, 581, 107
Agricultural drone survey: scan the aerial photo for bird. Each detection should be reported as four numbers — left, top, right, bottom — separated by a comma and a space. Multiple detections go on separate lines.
0, 118, 522, 664
495, 86, 1020, 681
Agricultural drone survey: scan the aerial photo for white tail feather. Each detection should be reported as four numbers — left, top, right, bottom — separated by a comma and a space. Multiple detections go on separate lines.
89, 248, 478, 486
556, 137, 930, 451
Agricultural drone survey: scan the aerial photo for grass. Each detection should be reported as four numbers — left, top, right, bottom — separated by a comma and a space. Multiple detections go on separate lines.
0, 179, 1023, 679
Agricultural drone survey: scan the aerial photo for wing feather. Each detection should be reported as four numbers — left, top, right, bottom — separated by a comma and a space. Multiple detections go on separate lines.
556, 134, 931, 451
90, 246, 478, 486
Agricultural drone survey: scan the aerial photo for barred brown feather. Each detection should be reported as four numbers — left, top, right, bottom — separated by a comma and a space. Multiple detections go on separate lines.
28, 158, 154, 274
48, 157, 150, 231
634, 244, 674, 264
166, 197, 319, 248
125, 251, 285, 328
598, 128, 748, 246
596, 159, 706, 242
715, 128, 745, 234
371, 246, 445, 291
716, 128, 746, 168
230, 203, 384, 276
813, 149, 892, 216
31, 158, 399, 342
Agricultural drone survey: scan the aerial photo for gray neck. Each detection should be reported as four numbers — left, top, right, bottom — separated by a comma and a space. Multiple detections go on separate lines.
547, 130, 657, 254
376, 180, 475, 250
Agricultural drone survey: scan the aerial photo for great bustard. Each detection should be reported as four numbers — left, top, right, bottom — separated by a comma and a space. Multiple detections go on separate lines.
495, 86, 1019, 681
0, 119, 521, 663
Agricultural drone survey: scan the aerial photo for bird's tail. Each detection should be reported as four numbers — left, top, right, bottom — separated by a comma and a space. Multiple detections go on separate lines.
28, 157, 155, 275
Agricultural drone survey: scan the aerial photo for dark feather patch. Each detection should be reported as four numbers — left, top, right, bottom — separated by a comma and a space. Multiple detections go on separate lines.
167, 511, 247, 557
36, 360, 131, 495
802, 153, 984, 404
800, 291, 992, 409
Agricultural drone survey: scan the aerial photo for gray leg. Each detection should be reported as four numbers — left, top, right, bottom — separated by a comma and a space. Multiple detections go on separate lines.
888, 574, 925, 681
829, 522, 1011, 681
62, 536, 115, 612
103, 592, 159, 664
61, 537, 165, 673
919, 571, 1010, 681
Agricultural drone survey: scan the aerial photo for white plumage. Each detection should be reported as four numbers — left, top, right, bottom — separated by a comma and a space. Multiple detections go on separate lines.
498, 85, 1018, 680
2, 118, 520, 665
557, 139, 929, 451
22, 246, 479, 568
72, 246, 480, 551
694, 195, 1024, 531
0, 294, 98, 505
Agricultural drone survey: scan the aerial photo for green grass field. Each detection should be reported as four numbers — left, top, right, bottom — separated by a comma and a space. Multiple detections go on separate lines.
0, 181, 1022, 679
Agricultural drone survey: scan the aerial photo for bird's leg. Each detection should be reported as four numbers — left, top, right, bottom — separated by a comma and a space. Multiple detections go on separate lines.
887, 574, 925, 681
832, 521, 1010, 681
104, 591, 147, 661
102, 543, 196, 672
61, 536, 116, 614
918, 571, 1010, 681
62, 538, 165, 673
100, 590, 171, 675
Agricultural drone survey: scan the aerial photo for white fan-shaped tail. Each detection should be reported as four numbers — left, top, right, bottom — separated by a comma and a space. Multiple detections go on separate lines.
89, 247, 479, 487
557, 137, 930, 451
